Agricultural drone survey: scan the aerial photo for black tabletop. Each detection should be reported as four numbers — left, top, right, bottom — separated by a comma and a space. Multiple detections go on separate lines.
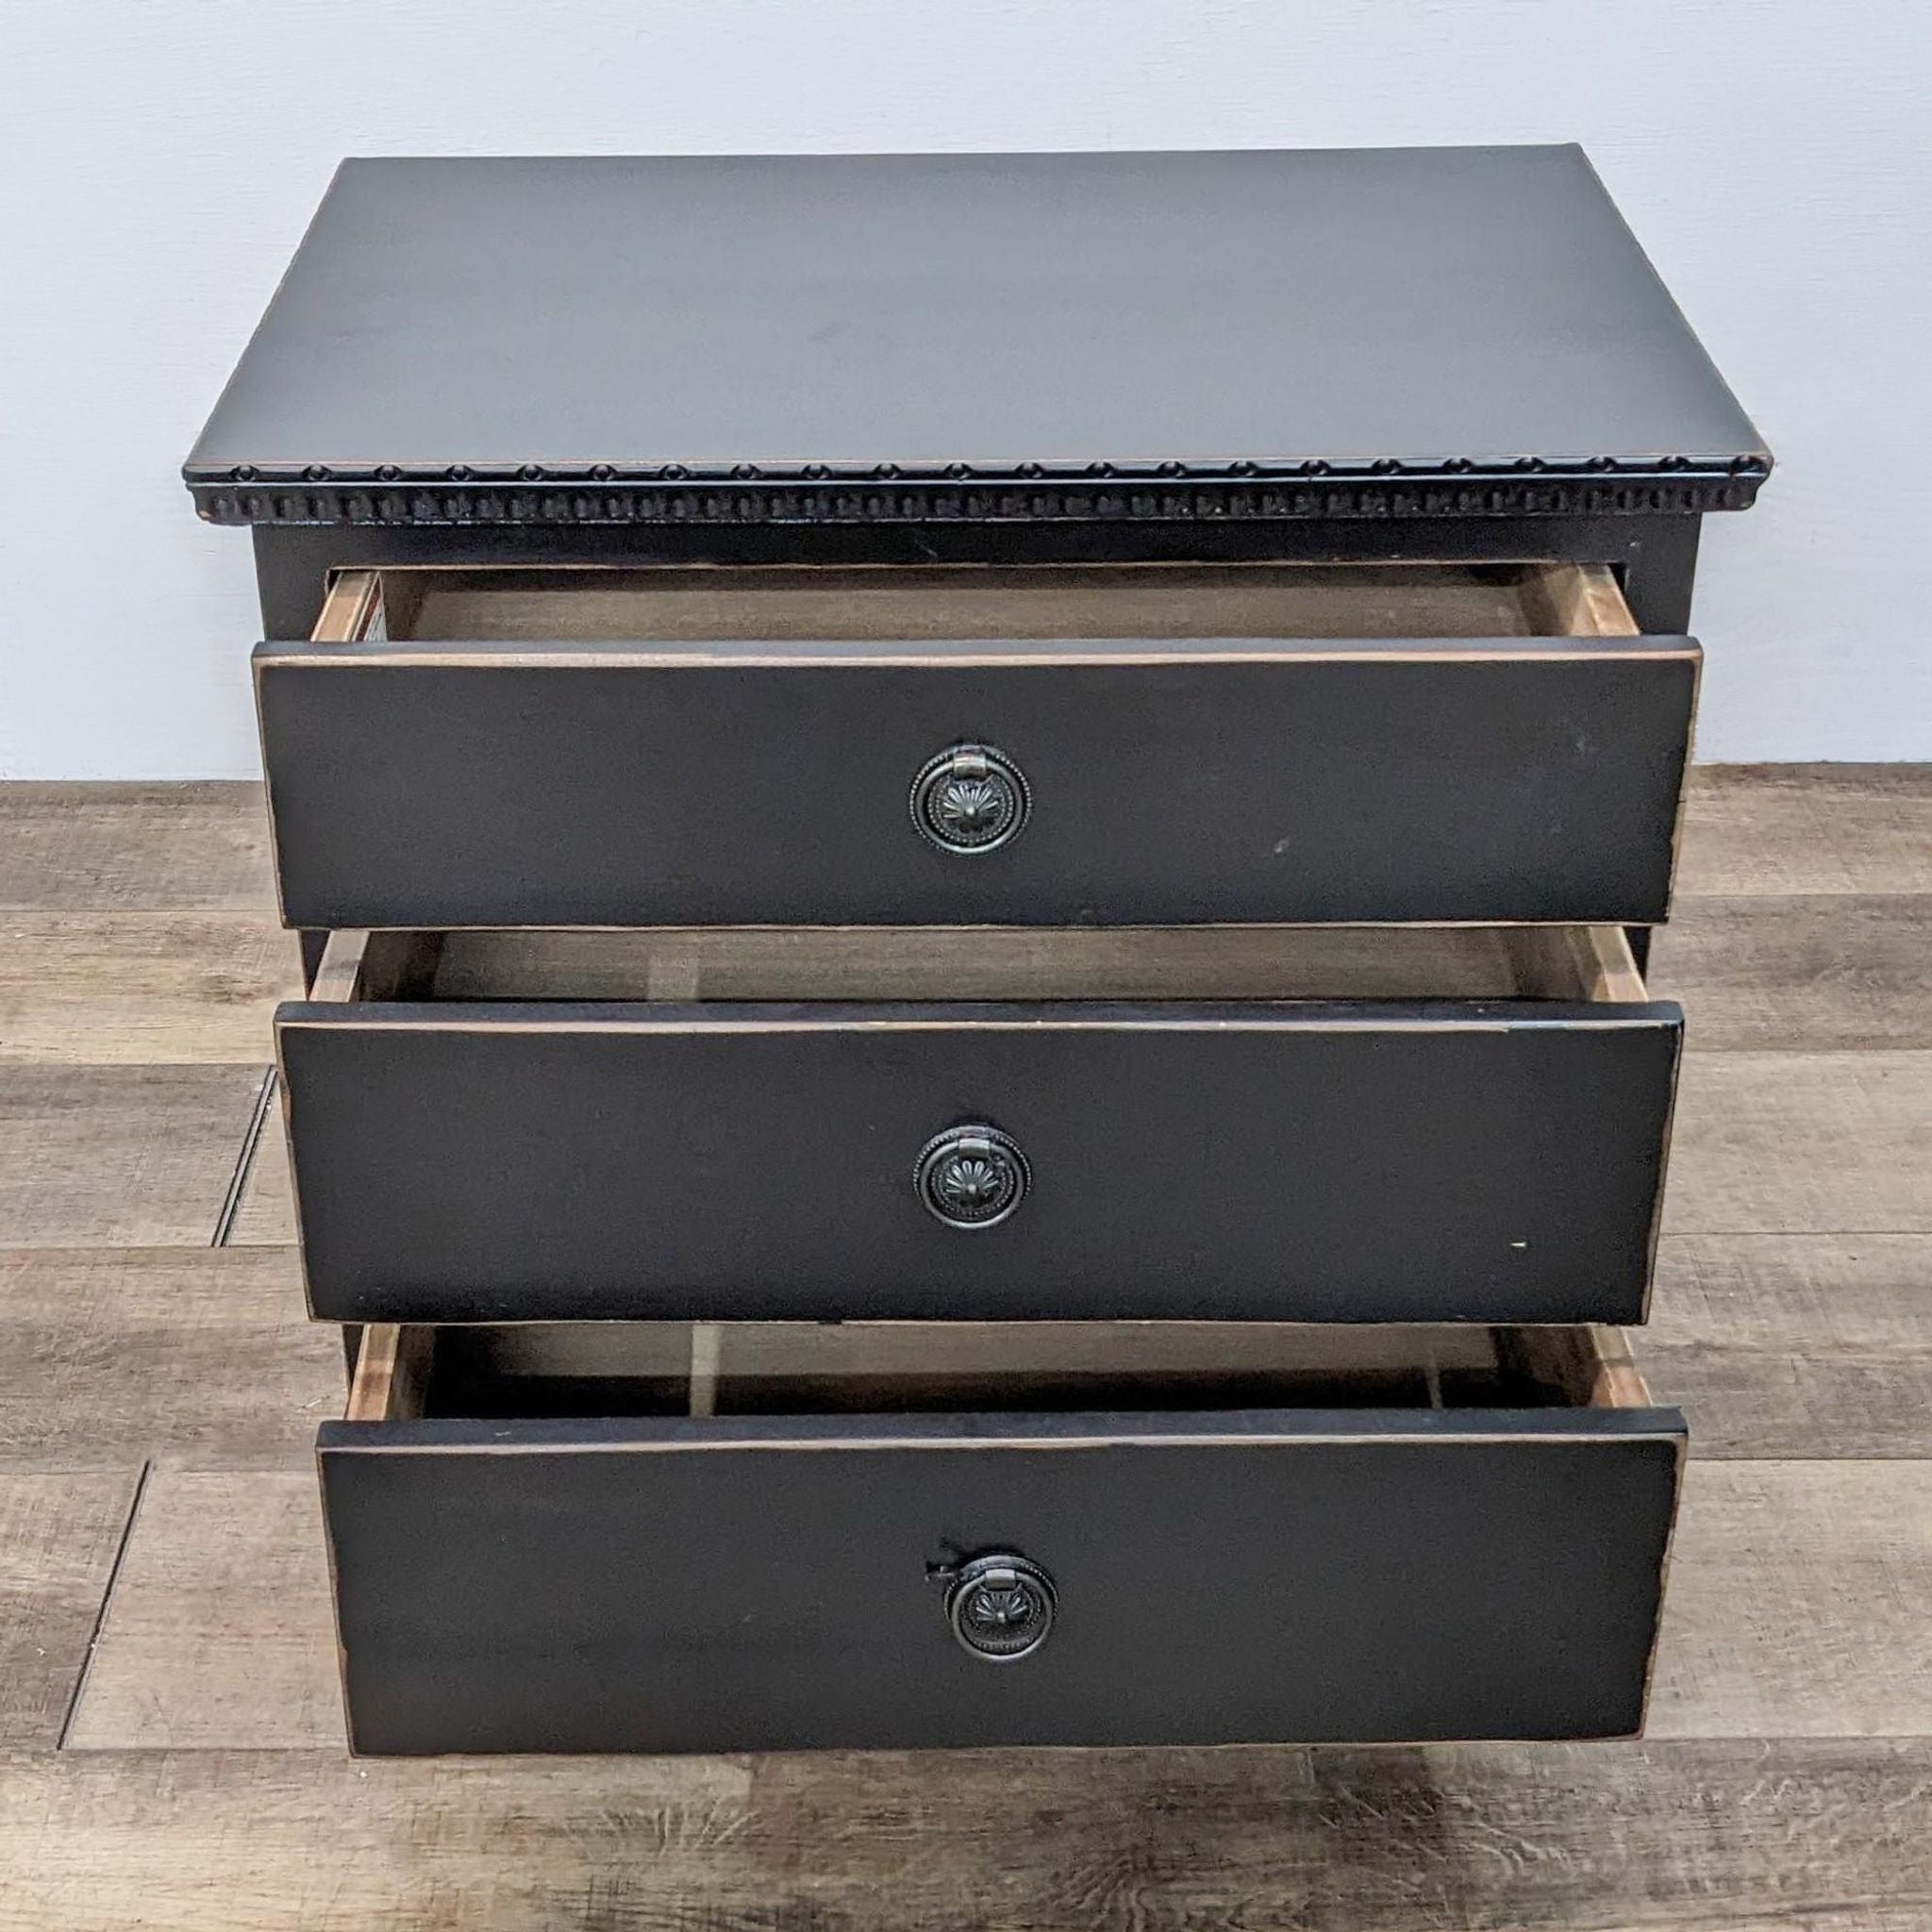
186, 147, 1768, 525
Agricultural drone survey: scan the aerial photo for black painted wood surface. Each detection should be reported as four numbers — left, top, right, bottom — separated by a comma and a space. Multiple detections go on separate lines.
257, 641, 1699, 927
276, 1001, 1682, 1324
319, 1406, 1684, 1754
184, 149, 1768, 530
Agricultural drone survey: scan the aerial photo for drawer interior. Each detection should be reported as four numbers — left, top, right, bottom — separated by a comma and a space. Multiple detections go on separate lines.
316, 559, 1640, 647
347, 1321, 1653, 1424
318, 923, 1648, 1007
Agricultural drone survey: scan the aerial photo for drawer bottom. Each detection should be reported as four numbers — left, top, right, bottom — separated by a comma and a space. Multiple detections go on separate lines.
320, 1322, 1683, 1755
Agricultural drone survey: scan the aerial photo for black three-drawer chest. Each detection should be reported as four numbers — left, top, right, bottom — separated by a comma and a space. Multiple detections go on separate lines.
187, 146, 1769, 1755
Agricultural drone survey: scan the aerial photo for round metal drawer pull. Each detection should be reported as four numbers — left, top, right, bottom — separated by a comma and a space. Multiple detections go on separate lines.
910, 742, 1030, 855
944, 1553, 1058, 1662
914, 1124, 1029, 1230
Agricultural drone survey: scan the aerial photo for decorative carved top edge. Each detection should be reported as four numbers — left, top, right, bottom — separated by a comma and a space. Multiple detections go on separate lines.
184, 454, 1769, 526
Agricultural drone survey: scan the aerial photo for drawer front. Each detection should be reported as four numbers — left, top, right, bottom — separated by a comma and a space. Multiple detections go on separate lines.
278, 1001, 1680, 1324
319, 1405, 1683, 1754
257, 647, 1698, 928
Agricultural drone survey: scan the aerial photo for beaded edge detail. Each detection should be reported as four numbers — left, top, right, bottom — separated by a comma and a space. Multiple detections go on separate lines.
185, 455, 1768, 526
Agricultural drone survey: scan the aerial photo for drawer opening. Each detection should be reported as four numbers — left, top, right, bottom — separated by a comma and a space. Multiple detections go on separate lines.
314, 559, 1640, 649
317, 923, 1648, 1007
346, 1321, 1653, 1425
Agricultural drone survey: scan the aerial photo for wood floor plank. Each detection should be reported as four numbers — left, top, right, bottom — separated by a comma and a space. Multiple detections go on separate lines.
745, 1738, 1932, 1932
0, 783, 275, 912
0, 1066, 267, 1248
64, 1460, 1932, 1755
0, 1228, 1908, 1483
63, 1471, 340, 1752
237, 1050, 1932, 1249
227, 1105, 294, 1247
1649, 1461, 1932, 1740
0, 1250, 334, 1472
1642, 1235, 1932, 1458
0, 1235, 1909, 1487
1664, 1051, 1932, 1235
1651, 896, 1932, 1052
0, 770, 1924, 916
0, 1744, 1919, 1932
3, 1749, 759, 1932
1676, 764, 1932, 897
0, 1229, 1906, 1486
0, 1473, 141, 1749
5, 896, 1924, 1065
0, 914, 297, 1064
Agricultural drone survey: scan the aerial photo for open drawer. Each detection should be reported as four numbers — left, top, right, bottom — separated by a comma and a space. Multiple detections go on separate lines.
321, 1319, 1684, 1754
257, 560, 1697, 928
277, 924, 1680, 1325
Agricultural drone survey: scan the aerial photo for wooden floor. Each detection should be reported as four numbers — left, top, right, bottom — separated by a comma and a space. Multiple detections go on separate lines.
1, 768, 1930, 1929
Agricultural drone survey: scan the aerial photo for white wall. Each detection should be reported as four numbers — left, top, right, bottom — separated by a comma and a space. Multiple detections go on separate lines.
3, 0, 1926, 774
